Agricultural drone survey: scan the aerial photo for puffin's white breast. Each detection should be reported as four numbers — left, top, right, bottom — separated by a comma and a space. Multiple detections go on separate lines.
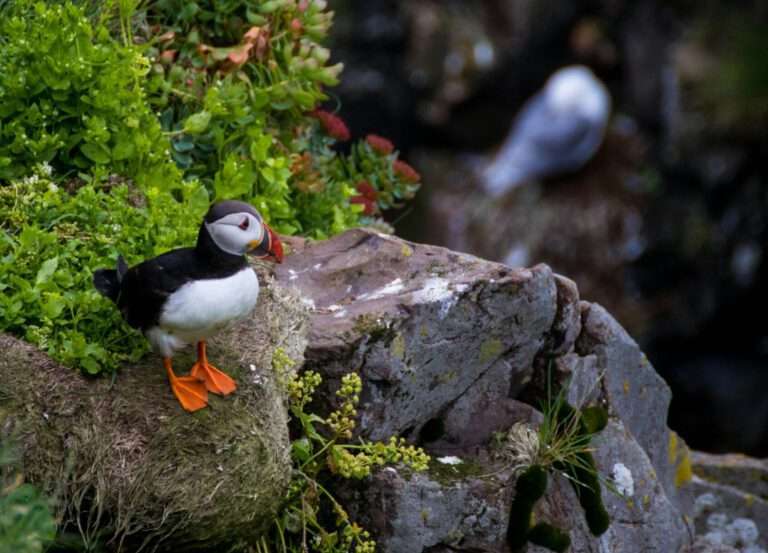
159, 267, 259, 339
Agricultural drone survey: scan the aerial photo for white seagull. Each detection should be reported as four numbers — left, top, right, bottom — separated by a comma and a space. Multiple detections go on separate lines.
482, 65, 611, 197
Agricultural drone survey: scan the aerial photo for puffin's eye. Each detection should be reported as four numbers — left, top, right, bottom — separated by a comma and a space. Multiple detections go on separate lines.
238, 218, 249, 230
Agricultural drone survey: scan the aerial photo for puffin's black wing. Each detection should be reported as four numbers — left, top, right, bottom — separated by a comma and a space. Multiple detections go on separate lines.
117, 248, 199, 330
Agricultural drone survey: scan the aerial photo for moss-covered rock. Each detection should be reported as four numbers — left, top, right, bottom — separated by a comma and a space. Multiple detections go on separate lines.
0, 274, 309, 552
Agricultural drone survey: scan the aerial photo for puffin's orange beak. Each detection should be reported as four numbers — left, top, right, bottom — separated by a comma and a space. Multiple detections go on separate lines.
266, 225, 283, 264
249, 224, 283, 263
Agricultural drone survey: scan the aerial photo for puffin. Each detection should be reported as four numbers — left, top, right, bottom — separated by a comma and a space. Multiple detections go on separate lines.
93, 200, 284, 412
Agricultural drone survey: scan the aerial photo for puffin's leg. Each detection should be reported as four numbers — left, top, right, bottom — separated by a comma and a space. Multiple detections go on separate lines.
164, 357, 208, 412
189, 341, 237, 396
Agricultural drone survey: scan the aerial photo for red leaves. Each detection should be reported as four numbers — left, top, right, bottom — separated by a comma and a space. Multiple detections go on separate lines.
312, 109, 350, 142
365, 134, 394, 155
196, 26, 271, 74
159, 49, 177, 63
393, 160, 421, 183
351, 181, 379, 215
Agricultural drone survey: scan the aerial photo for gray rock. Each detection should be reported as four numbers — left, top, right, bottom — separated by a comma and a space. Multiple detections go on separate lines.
683, 451, 768, 549
681, 537, 740, 553
576, 302, 678, 503
277, 229, 557, 444
280, 229, 692, 552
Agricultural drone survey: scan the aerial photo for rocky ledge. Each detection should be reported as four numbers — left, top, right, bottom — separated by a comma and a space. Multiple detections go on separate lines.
4, 228, 749, 552
278, 229, 695, 553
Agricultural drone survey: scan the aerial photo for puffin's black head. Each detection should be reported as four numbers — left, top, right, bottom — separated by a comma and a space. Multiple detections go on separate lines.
201, 200, 283, 263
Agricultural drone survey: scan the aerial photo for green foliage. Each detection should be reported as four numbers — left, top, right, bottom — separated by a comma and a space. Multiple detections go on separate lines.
256, 369, 430, 552
0, 446, 57, 553
142, 0, 421, 238
502, 367, 612, 550
506, 464, 547, 549
527, 523, 571, 553
539, 375, 610, 537
0, 0, 422, 375
0, 168, 207, 373
0, 1, 178, 186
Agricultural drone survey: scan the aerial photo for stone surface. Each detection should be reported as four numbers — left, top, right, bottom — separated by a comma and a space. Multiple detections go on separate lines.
277, 229, 557, 444
0, 270, 309, 552
683, 451, 768, 550
576, 301, 679, 503
279, 229, 691, 552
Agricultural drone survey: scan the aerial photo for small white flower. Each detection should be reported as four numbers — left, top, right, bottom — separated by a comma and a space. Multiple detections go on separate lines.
611, 463, 634, 497
40, 161, 53, 177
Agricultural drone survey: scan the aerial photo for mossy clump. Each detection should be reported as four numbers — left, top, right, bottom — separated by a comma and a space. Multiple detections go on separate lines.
580, 405, 609, 434
549, 401, 610, 537
555, 451, 610, 536
528, 522, 572, 553
0, 281, 309, 551
507, 464, 548, 549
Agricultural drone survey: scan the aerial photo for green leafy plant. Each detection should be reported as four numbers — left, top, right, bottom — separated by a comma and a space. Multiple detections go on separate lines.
0, 445, 57, 553
0, 1, 178, 187
0, 0, 423, 375
255, 367, 430, 552
142, 0, 421, 238
0, 167, 207, 374
500, 368, 611, 551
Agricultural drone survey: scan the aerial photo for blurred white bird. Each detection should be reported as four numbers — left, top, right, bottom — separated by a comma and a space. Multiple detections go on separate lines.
482, 65, 611, 197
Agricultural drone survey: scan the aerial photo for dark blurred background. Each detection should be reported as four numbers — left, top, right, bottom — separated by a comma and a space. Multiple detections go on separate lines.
326, 0, 768, 456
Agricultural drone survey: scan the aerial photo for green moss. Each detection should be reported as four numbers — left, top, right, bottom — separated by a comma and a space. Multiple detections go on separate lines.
547, 395, 610, 536
479, 338, 503, 364
528, 522, 571, 552
426, 458, 485, 486
390, 334, 406, 360
556, 452, 610, 536
352, 314, 392, 341
581, 406, 609, 434
507, 465, 548, 549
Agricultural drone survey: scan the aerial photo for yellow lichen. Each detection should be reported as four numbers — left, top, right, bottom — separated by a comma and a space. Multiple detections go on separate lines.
669, 431, 679, 464
390, 334, 406, 360
401, 244, 413, 257
675, 447, 693, 488
623, 380, 630, 394
479, 338, 503, 364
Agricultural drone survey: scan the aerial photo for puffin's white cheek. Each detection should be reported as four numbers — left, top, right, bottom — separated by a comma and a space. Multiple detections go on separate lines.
210, 225, 248, 255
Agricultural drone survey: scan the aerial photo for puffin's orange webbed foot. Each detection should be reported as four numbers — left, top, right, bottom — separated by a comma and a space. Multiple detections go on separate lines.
164, 358, 208, 412
190, 341, 237, 396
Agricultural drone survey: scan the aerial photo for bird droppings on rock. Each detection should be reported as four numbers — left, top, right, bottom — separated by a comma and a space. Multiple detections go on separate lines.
612, 462, 635, 497
437, 456, 463, 466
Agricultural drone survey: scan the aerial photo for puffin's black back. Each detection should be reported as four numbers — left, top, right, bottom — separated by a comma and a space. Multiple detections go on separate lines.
98, 224, 248, 331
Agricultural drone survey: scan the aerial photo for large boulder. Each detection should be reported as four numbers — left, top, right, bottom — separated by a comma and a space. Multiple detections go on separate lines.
0, 271, 309, 552
278, 228, 693, 553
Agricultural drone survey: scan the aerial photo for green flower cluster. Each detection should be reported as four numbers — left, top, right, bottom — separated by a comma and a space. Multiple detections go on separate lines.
327, 373, 362, 438
287, 369, 323, 410
264, 370, 430, 552
331, 437, 430, 480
